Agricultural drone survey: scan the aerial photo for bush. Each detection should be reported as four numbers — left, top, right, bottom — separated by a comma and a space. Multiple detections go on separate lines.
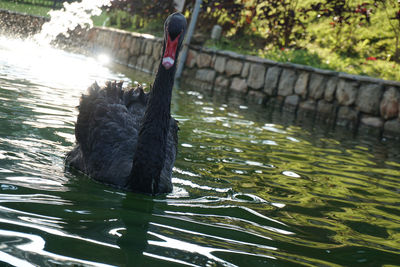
105, 0, 400, 80
108, 0, 175, 29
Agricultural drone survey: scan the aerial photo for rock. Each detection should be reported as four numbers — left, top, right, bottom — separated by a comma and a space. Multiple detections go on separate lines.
152, 61, 159, 74
211, 25, 222, 40
128, 56, 137, 68
278, 68, 297, 96
230, 77, 247, 92
225, 59, 243, 76
185, 49, 197, 68
111, 32, 122, 52
308, 73, 326, 100
247, 63, 266, 89
299, 99, 316, 111
142, 57, 154, 72
356, 83, 383, 115
195, 69, 216, 82
197, 52, 212, 68
264, 66, 282, 95
129, 37, 141, 56
383, 119, 400, 137
294, 72, 309, 99
380, 86, 400, 119
140, 38, 147, 54
324, 77, 338, 102
297, 100, 317, 120
181, 68, 196, 81
336, 79, 358, 106
152, 42, 162, 60
359, 116, 383, 136
214, 75, 229, 91
268, 97, 284, 109
86, 28, 98, 43
103, 32, 113, 49
241, 62, 250, 78
317, 100, 335, 115
96, 30, 107, 47
337, 106, 359, 128
144, 40, 153, 55
120, 34, 132, 50
116, 48, 129, 65
136, 54, 146, 70
360, 116, 384, 128
247, 90, 266, 104
210, 54, 217, 69
285, 94, 300, 107
214, 56, 226, 73
316, 100, 336, 124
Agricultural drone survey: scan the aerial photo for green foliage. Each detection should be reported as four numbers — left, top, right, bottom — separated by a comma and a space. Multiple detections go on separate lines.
256, 0, 306, 48
374, 0, 400, 61
261, 48, 329, 69
108, 0, 175, 23
2, 0, 400, 81
193, 0, 244, 34
103, 9, 164, 37
104, 0, 175, 36
187, 0, 308, 48
0, 1, 52, 17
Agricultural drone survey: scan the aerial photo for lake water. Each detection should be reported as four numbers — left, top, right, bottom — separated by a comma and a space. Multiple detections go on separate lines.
0, 37, 400, 266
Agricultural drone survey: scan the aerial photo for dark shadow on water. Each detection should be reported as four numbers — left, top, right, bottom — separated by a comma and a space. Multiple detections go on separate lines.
118, 194, 155, 266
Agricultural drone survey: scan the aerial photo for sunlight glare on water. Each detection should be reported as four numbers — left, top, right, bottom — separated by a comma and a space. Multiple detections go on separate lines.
0, 30, 400, 267
0, 36, 124, 91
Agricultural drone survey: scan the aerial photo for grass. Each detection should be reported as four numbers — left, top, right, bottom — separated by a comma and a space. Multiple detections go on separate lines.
0, 1, 52, 17
0, 1, 109, 26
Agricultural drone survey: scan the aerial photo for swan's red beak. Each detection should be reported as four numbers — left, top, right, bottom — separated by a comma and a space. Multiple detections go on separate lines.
162, 32, 182, 70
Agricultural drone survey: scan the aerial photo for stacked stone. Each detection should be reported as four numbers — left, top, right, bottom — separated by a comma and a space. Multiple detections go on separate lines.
182, 47, 400, 138
84, 27, 163, 75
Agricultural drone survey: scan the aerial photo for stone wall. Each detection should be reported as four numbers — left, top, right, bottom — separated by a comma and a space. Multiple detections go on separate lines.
180, 47, 400, 138
1, 9, 400, 139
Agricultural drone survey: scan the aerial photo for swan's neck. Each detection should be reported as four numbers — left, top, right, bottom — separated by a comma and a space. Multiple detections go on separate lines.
127, 63, 175, 194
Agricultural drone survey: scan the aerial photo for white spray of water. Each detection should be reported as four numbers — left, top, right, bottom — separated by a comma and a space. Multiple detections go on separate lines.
34, 0, 112, 45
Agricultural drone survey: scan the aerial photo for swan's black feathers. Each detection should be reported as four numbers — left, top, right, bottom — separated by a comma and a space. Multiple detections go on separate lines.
66, 12, 186, 194
66, 81, 178, 191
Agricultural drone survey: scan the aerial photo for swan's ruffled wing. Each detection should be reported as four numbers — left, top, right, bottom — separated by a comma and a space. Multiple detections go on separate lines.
66, 82, 178, 191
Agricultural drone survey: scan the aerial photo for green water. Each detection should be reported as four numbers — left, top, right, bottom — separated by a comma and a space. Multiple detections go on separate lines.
0, 37, 400, 266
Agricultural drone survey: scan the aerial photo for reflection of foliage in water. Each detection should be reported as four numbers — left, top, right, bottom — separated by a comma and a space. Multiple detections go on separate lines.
0, 41, 399, 265
172, 86, 400, 265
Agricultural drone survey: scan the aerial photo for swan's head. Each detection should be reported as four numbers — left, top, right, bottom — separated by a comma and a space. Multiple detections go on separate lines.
162, 12, 187, 70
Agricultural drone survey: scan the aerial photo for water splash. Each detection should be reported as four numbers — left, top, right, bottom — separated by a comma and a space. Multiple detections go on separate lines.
34, 0, 112, 45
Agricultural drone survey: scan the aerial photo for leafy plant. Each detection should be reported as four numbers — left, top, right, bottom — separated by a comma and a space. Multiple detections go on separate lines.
306, 0, 375, 54
101, 0, 400, 80
108, 0, 175, 29
183, 0, 244, 34
374, 0, 400, 61
257, 0, 306, 48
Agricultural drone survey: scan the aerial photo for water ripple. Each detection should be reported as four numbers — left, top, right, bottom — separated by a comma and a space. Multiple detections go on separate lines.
0, 37, 399, 266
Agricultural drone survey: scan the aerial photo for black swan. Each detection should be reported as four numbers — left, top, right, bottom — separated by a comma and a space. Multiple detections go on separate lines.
66, 13, 187, 195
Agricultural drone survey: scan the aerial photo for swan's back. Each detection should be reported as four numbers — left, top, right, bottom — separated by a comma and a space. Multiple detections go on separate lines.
66, 82, 178, 191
